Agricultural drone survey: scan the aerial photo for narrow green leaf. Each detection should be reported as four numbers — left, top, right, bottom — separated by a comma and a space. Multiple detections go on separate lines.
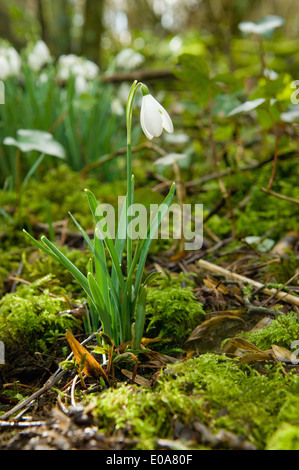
88, 272, 112, 338
23, 229, 60, 261
84, 188, 125, 292
131, 285, 147, 349
68, 211, 94, 253
134, 182, 176, 297
40, 236, 91, 297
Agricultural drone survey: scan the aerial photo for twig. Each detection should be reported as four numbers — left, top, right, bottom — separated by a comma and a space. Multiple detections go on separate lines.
185, 151, 297, 188
0, 419, 44, 428
208, 84, 227, 198
261, 187, 299, 205
261, 271, 299, 307
267, 122, 280, 189
71, 374, 79, 407
80, 141, 165, 178
197, 259, 299, 307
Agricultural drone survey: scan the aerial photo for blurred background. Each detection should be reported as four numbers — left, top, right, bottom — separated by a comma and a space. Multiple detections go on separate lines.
0, 0, 298, 245
0, 0, 298, 66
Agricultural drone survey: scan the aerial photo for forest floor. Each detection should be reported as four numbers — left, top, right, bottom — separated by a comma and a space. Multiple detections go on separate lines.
0, 219, 299, 450
0, 158, 299, 451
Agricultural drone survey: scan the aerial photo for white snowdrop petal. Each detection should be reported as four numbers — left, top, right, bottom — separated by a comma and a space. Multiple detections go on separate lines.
140, 93, 174, 140
140, 106, 153, 140
141, 95, 163, 138
140, 99, 154, 140
161, 108, 174, 133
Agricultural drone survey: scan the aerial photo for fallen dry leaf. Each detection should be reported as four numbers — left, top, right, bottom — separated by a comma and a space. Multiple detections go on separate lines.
186, 315, 246, 343
271, 344, 293, 363
65, 330, 109, 385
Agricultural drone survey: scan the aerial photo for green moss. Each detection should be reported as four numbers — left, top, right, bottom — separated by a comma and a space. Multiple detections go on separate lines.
266, 424, 299, 450
88, 353, 299, 450
145, 275, 205, 353
21, 247, 90, 295
0, 249, 23, 296
21, 163, 126, 226
241, 312, 299, 350
234, 161, 299, 239
197, 159, 299, 241
0, 276, 79, 354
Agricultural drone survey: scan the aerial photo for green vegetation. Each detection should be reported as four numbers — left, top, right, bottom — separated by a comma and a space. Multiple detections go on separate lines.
0, 0, 299, 452
145, 277, 206, 353
0, 276, 79, 354
89, 353, 299, 450
241, 312, 299, 350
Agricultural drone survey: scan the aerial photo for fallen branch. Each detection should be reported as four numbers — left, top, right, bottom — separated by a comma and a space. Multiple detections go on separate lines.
102, 68, 174, 84
197, 259, 299, 307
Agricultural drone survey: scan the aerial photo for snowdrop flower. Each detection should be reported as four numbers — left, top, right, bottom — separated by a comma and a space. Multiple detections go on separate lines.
57, 54, 99, 81
140, 85, 173, 140
82, 59, 99, 80
111, 97, 124, 116
75, 75, 88, 95
6, 47, 21, 75
0, 56, 11, 80
115, 48, 144, 70
28, 40, 52, 71
0, 46, 21, 78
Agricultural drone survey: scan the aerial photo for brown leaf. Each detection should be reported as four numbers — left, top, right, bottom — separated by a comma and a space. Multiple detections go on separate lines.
121, 369, 151, 387
65, 330, 109, 384
203, 276, 230, 295
225, 338, 274, 363
238, 351, 273, 363
226, 337, 264, 353
271, 344, 293, 363
186, 316, 246, 343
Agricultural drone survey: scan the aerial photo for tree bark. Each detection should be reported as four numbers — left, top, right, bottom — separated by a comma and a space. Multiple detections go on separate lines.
81, 0, 105, 65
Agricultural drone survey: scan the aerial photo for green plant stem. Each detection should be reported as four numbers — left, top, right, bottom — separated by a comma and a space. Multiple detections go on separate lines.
267, 122, 279, 190
126, 80, 142, 274
15, 148, 24, 220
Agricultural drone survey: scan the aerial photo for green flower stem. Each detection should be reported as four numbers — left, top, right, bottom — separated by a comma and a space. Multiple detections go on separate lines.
126, 80, 142, 274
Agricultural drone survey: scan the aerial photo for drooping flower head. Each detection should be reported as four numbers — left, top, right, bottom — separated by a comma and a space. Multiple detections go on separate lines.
140, 84, 173, 140
28, 40, 52, 72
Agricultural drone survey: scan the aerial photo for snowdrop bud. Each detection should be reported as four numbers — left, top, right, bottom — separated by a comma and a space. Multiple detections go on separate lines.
140, 90, 174, 140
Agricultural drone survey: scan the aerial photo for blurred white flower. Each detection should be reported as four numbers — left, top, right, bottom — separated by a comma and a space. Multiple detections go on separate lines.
0, 56, 10, 80
6, 47, 21, 75
140, 90, 173, 140
82, 59, 99, 80
57, 54, 99, 81
111, 97, 124, 115
0, 46, 21, 78
115, 48, 144, 70
238, 15, 284, 36
28, 40, 52, 71
264, 68, 278, 80
75, 75, 88, 95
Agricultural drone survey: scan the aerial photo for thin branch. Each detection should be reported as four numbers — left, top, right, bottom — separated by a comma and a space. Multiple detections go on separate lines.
261, 187, 299, 205
197, 259, 299, 307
